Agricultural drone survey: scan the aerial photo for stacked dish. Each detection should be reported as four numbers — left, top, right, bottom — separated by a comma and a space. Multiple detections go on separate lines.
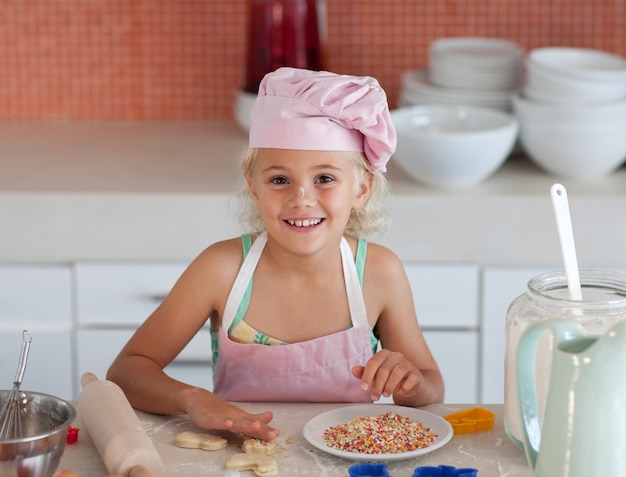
513, 47, 626, 178
523, 47, 626, 105
400, 70, 515, 112
429, 37, 524, 91
400, 37, 524, 112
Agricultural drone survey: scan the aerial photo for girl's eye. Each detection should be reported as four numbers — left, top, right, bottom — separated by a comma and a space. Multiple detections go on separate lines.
269, 176, 289, 185
316, 174, 335, 184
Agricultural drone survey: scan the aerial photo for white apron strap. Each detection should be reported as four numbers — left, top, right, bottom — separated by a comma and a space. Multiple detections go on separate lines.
221, 231, 267, 331
340, 237, 369, 327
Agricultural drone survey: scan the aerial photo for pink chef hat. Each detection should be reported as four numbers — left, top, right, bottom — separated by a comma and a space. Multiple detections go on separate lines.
249, 67, 396, 172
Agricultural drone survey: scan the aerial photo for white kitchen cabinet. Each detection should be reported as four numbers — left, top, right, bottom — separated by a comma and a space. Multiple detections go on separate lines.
404, 264, 480, 403
75, 262, 188, 325
0, 266, 73, 398
375, 329, 478, 405
424, 330, 479, 403
404, 264, 479, 328
76, 329, 213, 394
73, 261, 214, 398
481, 267, 551, 403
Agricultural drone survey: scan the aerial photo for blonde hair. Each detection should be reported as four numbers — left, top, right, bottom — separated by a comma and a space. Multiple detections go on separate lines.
236, 148, 392, 239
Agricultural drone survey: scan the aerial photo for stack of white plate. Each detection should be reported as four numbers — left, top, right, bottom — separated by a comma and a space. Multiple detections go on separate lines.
400, 70, 515, 111
430, 37, 524, 91
400, 37, 524, 112
523, 47, 626, 105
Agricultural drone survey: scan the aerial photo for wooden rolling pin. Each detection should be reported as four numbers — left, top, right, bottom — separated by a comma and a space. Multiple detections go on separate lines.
78, 372, 165, 477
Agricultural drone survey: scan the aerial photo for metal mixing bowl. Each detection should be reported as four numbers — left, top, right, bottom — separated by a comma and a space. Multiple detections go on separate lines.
0, 390, 76, 477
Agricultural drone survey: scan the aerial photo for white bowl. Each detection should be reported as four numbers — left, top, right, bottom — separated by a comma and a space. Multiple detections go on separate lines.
430, 37, 523, 69
524, 54, 626, 104
391, 105, 519, 188
234, 90, 257, 132
512, 94, 626, 178
512, 92, 626, 123
527, 47, 626, 82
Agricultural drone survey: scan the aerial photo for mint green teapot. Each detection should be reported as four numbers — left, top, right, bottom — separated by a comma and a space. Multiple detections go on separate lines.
517, 318, 626, 476
504, 270, 626, 448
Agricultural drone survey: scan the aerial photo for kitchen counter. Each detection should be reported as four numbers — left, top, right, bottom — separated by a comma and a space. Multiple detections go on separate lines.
58, 403, 532, 477
1, 120, 626, 266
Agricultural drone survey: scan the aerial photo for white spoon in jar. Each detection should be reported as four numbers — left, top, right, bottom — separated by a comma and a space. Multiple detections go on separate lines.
550, 183, 582, 300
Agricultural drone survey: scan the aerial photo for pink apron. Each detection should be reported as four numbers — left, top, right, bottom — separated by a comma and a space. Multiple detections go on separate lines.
213, 232, 373, 402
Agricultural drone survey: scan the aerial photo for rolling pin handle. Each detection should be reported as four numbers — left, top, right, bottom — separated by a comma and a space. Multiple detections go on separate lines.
129, 466, 151, 477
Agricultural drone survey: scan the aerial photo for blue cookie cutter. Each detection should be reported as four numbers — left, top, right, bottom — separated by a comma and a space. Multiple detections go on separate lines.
348, 463, 392, 477
413, 465, 478, 477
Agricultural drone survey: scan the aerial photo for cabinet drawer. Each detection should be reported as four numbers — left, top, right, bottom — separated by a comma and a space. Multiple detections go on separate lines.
76, 329, 212, 398
481, 267, 552, 403
424, 330, 478, 403
404, 264, 479, 328
0, 329, 73, 399
75, 262, 188, 325
0, 265, 72, 328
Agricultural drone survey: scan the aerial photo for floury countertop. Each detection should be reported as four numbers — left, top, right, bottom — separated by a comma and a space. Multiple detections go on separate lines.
1, 120, 626, 267
59, 402, 531, 477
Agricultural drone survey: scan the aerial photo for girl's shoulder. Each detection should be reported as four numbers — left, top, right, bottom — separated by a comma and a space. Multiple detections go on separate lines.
359, 240, 406, 281
202, 236, 244, 255
349, 236, 401, 263
189, 236, 247, 276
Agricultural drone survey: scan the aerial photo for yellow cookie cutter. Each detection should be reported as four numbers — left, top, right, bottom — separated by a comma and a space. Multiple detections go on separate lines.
444, 407, 495, 434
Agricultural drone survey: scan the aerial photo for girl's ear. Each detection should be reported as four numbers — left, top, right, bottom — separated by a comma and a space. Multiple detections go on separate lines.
353, 173, 372, 209
245, 173, 258, 200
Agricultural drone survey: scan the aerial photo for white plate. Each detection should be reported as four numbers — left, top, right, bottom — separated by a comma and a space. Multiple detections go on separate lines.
430, 37, 523, 68
302, 404, 454, 461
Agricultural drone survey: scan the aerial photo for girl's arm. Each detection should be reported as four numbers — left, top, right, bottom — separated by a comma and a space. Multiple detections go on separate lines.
354, 244, 445, 406
106, 239, 280, 440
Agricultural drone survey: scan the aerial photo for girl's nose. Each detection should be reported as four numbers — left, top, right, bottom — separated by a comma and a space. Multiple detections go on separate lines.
291, 185, 314, 205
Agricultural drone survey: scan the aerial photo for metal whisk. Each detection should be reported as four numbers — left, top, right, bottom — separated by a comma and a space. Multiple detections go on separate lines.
0, 330, 32, 440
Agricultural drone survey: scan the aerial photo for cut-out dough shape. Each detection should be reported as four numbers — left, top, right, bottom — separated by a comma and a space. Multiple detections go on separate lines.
242, 437, 277, 455
226, 453, 278, 477
175, 431, 228, 451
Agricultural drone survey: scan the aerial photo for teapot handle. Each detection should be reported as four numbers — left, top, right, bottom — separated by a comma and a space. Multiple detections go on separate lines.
516, 320, 581, 470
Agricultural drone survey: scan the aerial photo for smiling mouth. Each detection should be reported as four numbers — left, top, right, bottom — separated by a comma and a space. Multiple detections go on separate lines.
286, 218, 323, 227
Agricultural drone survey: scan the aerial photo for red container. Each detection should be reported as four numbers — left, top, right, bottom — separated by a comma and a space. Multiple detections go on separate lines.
244, 0, 326, 94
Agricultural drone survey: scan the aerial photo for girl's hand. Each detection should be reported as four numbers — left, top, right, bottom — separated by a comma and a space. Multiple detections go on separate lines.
183, 387, 280, 441
351, 349, 423, 402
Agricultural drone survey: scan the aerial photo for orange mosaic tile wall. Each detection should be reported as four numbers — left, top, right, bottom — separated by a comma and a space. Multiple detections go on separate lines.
1, 0, 624, 120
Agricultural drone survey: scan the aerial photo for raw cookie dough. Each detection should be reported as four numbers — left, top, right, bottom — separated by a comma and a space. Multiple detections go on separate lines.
226, 453, 278, 477
175, 431, 228, 451
242, 437, 277, 455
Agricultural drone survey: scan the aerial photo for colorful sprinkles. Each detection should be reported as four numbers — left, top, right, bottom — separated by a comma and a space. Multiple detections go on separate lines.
322, 411, 437, 454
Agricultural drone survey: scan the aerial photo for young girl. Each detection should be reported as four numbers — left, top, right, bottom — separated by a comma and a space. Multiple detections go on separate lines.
107, 67, 444, 441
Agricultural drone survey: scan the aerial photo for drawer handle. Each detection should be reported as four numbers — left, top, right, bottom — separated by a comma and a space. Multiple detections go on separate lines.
147, 294, 168, 303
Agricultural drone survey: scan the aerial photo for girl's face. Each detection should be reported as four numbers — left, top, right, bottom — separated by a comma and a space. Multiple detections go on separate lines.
246, 148, 370, 249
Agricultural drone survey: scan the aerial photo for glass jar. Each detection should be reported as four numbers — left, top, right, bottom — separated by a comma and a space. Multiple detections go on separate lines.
244, 0, 327, 94
504, 269, 626, 448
